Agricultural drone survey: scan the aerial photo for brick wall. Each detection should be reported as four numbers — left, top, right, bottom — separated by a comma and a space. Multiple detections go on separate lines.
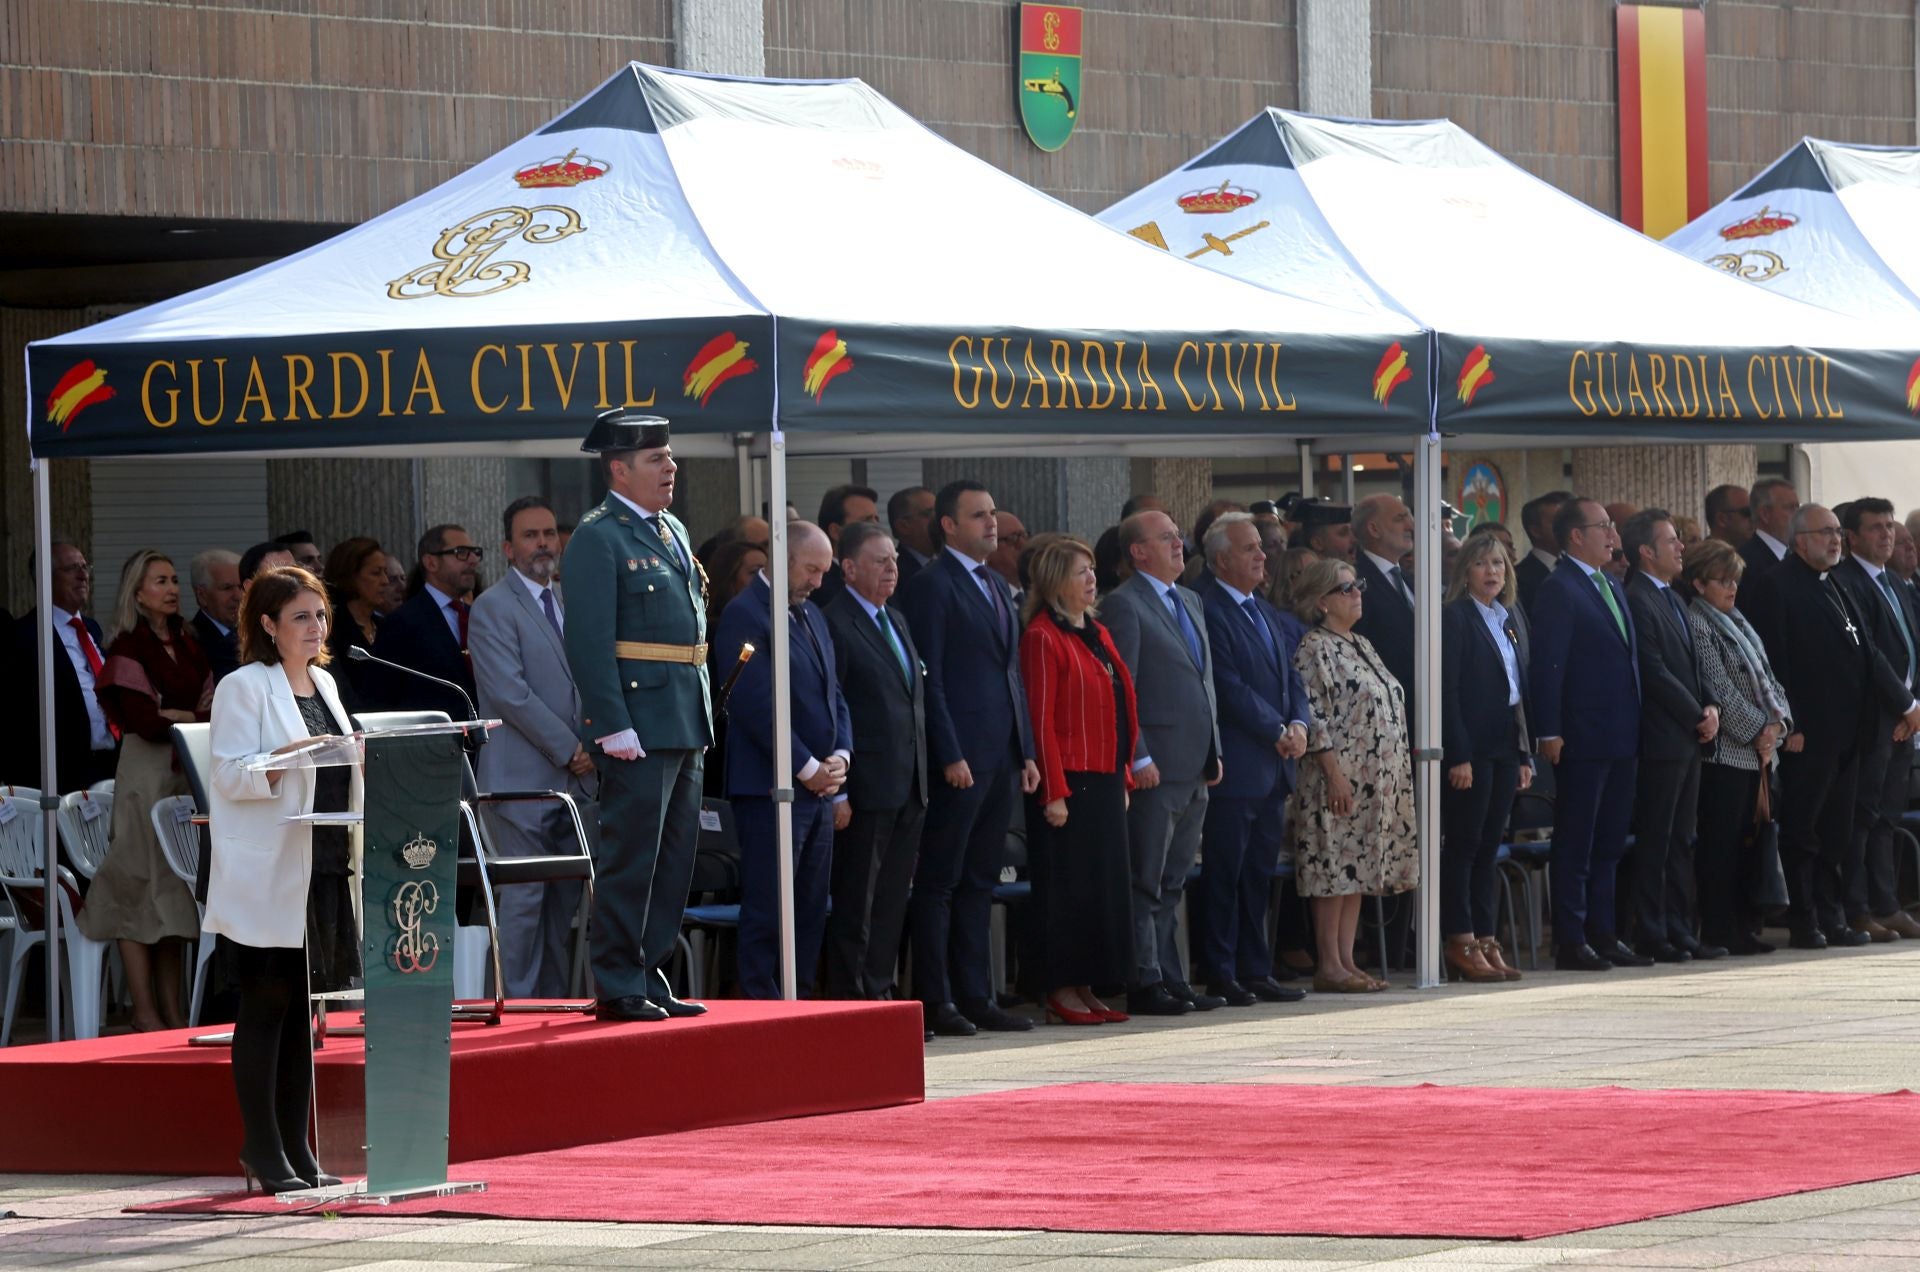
764, 0, 1300, 213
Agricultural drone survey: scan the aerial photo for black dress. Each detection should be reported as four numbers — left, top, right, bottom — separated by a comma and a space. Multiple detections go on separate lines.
1024, 620, 1133, 992
294, 692, 362, 993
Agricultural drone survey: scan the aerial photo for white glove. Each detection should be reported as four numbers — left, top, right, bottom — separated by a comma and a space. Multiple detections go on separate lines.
595, 729, 644, 761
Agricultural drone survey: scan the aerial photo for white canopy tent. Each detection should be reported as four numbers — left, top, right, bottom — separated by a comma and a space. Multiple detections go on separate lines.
1665, 139, 1920, 508
1105, 109, 1920, 987
25, 67, 1432, 1030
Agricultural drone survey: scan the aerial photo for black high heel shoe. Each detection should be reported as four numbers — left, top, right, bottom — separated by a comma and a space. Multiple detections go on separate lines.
239, 1154, 307, 1196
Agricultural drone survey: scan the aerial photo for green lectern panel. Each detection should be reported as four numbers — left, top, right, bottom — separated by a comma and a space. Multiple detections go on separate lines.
360, 734, 463, 1194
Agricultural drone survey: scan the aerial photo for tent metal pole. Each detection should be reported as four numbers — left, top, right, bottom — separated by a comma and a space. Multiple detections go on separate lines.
1411, 434, 1443, 989
33, 460, 63, 1040
734, 434, 753, 517
1342, 454, 1356, 504
1298, 441, 1315, 498
767, 431, 799, 1000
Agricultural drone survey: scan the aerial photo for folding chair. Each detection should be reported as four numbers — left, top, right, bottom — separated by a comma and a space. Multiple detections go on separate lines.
353, 711, 597, 1024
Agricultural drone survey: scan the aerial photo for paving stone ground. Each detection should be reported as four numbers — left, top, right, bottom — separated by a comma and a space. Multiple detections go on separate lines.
6, 939, 1920, 1270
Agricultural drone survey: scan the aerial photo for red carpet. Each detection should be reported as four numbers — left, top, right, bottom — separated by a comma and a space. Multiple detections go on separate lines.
0, 1000, 922, 1176
137, 1081, 1920, 1238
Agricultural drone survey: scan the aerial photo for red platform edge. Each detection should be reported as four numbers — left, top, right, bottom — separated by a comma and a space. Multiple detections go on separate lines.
0, 1000, 924, 1176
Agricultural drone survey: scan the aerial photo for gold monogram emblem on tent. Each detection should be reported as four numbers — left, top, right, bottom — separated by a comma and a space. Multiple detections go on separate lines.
387, 205, 586, 300
1706, 250, 1787, 282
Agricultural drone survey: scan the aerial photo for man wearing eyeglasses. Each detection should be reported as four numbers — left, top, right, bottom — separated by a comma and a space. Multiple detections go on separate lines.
9, 538, 121, 791
1529, 496, 1648, 972
370, 522, 482, 720
1746, 503, 1920, 949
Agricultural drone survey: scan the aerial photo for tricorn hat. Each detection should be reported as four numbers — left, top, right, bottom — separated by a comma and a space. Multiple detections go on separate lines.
1289, 496, 1352, 527
580, 408, 671, 454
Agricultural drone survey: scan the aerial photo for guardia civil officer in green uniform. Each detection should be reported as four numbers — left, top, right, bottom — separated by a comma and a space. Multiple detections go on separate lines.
564, 410, 713, 1022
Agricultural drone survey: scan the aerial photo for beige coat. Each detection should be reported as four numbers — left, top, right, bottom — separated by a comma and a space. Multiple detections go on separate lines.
204, 661, 363, 948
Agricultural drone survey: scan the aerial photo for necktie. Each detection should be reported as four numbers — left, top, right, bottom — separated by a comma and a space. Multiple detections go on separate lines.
451, 599, 471, 654
1389, 564, 1414, 607
69, 617, 120, 741
1241, 597, 1280, 668
651, 515, 684, 572
791, 605, 827, 676
1166, 588, 1203, 668
876, 607, 911, 682
975, 565, 1011, 641
1879, 572, 1917, 682
1592, 571, 1626, 642
539, 587, 563, 636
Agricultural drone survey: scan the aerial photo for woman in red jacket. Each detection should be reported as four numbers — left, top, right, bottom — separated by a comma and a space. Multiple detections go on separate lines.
1019, 536, 1139, 1026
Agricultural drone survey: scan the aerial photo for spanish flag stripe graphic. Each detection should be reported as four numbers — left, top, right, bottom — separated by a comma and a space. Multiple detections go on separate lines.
48, 361, 96, 403
700, 357, 757, 407
50, 367, 110, 427
1907, 359, 1920, 413
1617, 4, 1708, 238
803, 343, 848, 398
687, 331, 741, 372
1373, 345, 1409, 405
684, 341, 749, 399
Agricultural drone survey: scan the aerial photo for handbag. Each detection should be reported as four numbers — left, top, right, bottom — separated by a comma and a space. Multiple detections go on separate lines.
1747, 759, 1790, 912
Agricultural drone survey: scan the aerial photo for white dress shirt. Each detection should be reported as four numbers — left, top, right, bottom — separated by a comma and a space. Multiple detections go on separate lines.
1472, 596, 1522, 706
1755, 529, 1788, 561
422, 582, 464, 645
1366, 550, 1412, 605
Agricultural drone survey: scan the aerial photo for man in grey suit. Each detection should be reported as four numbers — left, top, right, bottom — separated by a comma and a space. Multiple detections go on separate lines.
1101, 510, 1225, 1016
470, 495, 598, 999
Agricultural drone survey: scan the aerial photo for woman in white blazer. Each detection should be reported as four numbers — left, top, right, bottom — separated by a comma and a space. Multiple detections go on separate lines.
208, 567, 363, 1195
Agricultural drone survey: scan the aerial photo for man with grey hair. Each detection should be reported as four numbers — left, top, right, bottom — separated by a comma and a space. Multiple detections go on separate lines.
1739, 477, 1799, 582
189, 548, 243, 681
1196, 510, 1310, 1005
1102, 509, 1227, 1015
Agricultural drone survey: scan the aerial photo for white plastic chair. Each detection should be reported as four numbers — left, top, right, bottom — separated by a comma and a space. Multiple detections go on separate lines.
86, 780, 114, 798
55, 790, 114, 880
151, 795, 218, 1028
0, 787, 110, 1043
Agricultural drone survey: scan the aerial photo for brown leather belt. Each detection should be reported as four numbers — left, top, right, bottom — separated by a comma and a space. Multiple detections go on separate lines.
615, 640, 707, 665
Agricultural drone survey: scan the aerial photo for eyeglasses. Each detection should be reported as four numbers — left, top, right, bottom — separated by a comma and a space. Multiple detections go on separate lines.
432, 546, 486, 561
53, 563, 91, 576
1573, 520, 1615, 533
1794, 527, 1843, 540
1324, 579, 1368, 597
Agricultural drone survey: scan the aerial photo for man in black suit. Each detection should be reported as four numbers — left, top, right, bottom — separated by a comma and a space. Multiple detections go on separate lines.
811, 483, 879, 610
1739, 477, 1798, 583
10, 538, 120, 792
371, 523, 481, 719
888, 486, 936, 586
239, 541, 295, 582
900, 480, 1040, 1036
1515, 490, 1571, 616
1705, 484, 1752, 549
1352, 493, 1417, 711
824, 522, 928, 1001
1746, 503, 1920, 948
1620, 510, 1722, 962
1833, 497, 1920, 941
189, 548, 243, 682
274, 529, 325, 575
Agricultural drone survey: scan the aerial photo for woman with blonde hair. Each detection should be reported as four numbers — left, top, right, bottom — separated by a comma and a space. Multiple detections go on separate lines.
1287, 557, 1417, 992
77, 550, 211, 1031
1018, 536, 1140, 1024
1439, 533, 1532, 981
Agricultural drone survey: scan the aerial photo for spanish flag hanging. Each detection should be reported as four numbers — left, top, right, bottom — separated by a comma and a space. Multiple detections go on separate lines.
1616, 3, 1708, 239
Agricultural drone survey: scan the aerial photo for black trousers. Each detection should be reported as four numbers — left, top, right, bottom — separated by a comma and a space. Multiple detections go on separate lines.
229, 941, 319, 1177
1849, 730, 1909, 920
910, 755, 1017, 1010
826, 798, 925, 999
1026, 770, 1132, 992
1550, 756, 1637, 945
1778, 743, 1861, 935
1695, 762, 1760, 945
590, 747, 703, 1002
1440, 758, 1521, 936
1630, 752, 1702, 944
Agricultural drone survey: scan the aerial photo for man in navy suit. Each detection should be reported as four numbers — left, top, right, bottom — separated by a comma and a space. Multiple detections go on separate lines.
900, 480, 1040, 1036
1197, 512, 1311, 1006
371, 523, 481, 719
714, 520, 852, 999
1515, 491, 1571, 616
9, 538, 120, 791
1528, 497, 1649, 971
888, 486, 937, 587
1352, 494, 1417, 715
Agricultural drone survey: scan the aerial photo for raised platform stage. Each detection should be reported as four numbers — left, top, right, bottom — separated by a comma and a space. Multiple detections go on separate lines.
0, 1000, 924, 1177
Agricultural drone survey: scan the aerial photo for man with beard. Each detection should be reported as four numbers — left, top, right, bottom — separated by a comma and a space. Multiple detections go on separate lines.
372, 521, 482, 719
470, 495, 598, 998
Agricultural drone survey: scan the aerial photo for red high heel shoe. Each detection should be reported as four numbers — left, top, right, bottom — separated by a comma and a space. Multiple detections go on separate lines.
1045, 992, 1105, 1025
1089, 998, 1128, 1023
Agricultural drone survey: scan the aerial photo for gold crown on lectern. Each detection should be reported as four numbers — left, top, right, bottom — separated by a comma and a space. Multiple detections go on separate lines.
400, 834, 439, 870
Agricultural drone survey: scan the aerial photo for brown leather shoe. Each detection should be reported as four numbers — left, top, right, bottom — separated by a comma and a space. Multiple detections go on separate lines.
1852, 916, 1898, 943
1478, 937, 1523, 981
1445, 934, 1505, 983
1878, 911, 1920, 940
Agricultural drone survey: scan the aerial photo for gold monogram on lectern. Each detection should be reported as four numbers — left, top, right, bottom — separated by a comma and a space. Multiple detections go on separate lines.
386, 205, 586, 300
388, 879, 441, 975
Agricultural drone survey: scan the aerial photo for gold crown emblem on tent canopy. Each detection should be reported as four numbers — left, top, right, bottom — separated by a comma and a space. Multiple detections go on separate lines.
1718, 206, 1798, 241
1177, 179, 1260, 214
514, 148, 611, 189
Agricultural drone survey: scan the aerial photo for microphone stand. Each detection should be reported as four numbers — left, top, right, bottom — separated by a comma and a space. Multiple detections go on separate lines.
347, 646, 489, 749
714, 642, 755, 724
